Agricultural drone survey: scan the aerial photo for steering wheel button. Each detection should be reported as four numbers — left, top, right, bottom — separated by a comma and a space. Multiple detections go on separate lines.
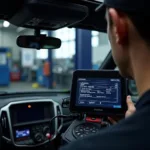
79, 129, 83, 131
85, 128, 90, 131
77, 133, 81, 136
80, 135, 84, 138
92, 130, 96, 133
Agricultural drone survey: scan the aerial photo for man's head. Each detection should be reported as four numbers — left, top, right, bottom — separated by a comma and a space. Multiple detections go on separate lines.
106, 8, 132, 78
96, 0, 150, 79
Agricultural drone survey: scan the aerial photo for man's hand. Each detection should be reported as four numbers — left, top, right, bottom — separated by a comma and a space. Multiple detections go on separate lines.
108, 96, 136, 124
125, 96, 136, 118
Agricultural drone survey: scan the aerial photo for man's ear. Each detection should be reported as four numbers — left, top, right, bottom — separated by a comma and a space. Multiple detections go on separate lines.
108, 8, 128, 45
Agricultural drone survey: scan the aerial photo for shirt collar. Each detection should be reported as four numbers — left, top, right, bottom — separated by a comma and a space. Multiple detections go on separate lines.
136, 90, 150, 110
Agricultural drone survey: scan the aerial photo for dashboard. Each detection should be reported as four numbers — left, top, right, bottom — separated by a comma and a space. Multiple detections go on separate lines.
0, 92, 70, 149
0, 85, 136, 150
1, 100, 62, 147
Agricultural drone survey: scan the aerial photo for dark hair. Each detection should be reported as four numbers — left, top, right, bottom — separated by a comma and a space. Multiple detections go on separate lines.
109, 9, 150, 43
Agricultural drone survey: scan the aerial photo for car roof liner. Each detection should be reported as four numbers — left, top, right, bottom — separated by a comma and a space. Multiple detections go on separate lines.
0, 0, 106, 32
9, 0, 89, 30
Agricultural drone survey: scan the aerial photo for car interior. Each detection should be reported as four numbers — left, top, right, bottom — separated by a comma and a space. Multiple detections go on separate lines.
0, 0, 138, 150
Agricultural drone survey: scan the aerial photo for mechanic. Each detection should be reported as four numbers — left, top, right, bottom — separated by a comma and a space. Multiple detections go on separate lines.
61, 0, 150, 149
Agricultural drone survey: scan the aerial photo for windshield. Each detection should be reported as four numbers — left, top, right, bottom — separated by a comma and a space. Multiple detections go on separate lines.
0, 20, 110, 92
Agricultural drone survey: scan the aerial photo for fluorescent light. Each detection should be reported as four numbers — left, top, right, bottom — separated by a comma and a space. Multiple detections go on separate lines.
36, 49, 48, 59
41, 30, 48, 35
3, 21, 10, 28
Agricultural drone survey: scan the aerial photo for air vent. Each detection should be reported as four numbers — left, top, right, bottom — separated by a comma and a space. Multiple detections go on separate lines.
1, 111, 10, 138
56, 106, 62, 128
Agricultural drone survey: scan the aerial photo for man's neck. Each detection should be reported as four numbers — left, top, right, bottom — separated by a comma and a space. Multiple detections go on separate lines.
135, 71, 150, 96
131, 44, 150, 96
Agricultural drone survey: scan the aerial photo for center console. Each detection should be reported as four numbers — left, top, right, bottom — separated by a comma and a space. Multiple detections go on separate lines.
13, 122, 51, 145
0, 99, 63, 147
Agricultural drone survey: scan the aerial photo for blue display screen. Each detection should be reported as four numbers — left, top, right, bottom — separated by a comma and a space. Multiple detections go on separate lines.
76, 78, 122, 109
16, 129, 30, 138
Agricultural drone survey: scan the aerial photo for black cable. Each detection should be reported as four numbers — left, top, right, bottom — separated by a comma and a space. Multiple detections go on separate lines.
49, 114, 80, 141
50, 114, 80, 124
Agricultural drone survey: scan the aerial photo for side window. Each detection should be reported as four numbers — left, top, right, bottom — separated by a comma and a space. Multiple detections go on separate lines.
129, 80, 138, 96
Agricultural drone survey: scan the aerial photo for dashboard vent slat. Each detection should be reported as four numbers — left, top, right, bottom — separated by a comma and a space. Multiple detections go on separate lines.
1, 111, 10, 138
56, 106, 62, 128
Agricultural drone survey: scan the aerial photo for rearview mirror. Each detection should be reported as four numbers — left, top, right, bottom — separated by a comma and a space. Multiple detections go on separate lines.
17, 35, 61, 50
